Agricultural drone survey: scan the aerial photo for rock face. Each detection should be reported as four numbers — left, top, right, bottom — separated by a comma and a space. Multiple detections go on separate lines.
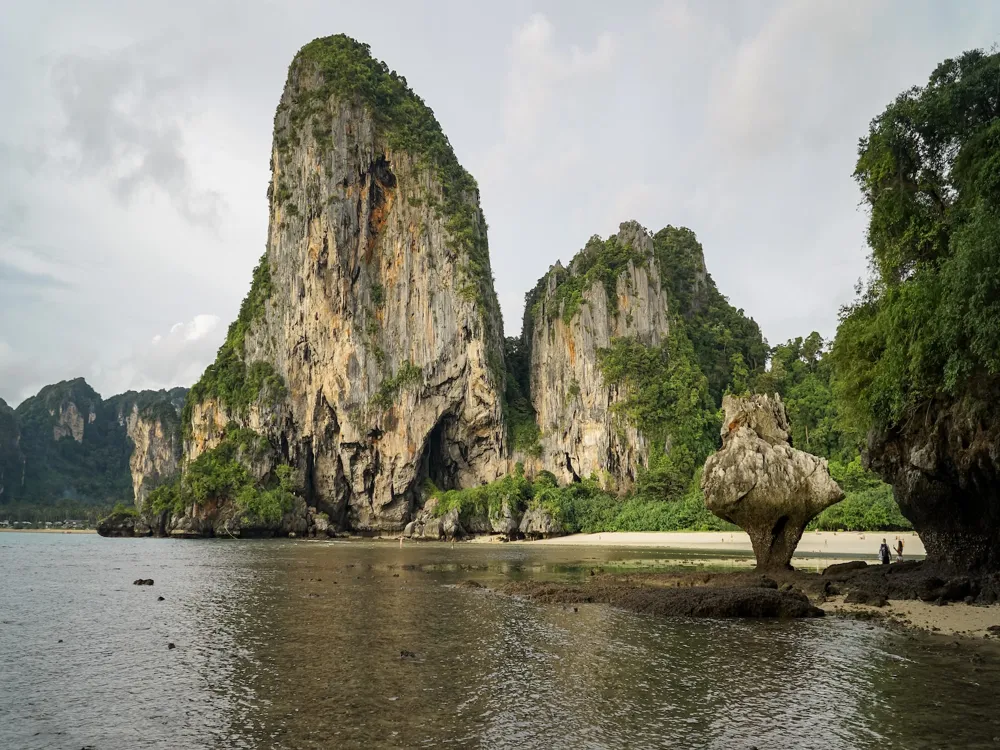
122, 402, 183, 506
181, 36, 506, 533
865, 386, 1000, 571
523, 222, 670, 488
701, 394, 844, 570
5, 379, 186, 509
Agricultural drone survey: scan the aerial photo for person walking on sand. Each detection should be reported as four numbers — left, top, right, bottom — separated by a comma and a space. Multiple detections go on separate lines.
895, 537, 904, 563
879, 538, 891, 565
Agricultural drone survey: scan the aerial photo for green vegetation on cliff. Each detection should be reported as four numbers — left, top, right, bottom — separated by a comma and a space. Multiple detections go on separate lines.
832, 49, 1000, 431
0, 380, 187, 518
183, 255, 286, 434
280, 35, 503, 373
149, 426, 299, 526
531, 234, 651, 324
653, 227, 769, 404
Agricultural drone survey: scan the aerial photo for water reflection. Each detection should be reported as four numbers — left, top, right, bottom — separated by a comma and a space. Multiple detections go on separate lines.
1, 535, 998, 750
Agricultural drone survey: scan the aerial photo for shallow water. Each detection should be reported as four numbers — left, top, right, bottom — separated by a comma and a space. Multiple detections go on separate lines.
1, 533, 997, 749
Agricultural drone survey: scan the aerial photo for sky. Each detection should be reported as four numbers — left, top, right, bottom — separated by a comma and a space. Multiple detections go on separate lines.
1, 0, 997, 406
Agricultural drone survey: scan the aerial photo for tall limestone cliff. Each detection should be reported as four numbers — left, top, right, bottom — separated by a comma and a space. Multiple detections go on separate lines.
0, 379, 187, 512
514, 222, 767, 493
181, 35, 507, 532
521, 222, 670, 487
111, 388, 187, 506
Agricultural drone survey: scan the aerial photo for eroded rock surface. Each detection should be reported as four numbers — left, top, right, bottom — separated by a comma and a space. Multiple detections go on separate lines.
865, 386, 1000, 572
701, 394, 843, 570
523, 222, 668, 488
182, 37, 507, 533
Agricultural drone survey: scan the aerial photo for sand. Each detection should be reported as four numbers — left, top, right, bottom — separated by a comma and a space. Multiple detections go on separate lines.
525, 530, 925, 559
823, 596, 1000, 639
0, 527, 96, 533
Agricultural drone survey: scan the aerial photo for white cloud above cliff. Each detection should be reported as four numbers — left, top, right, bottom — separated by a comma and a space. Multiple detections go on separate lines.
0, 0, 997, 405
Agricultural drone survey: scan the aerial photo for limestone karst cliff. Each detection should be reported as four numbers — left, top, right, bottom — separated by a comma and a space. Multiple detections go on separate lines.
519, 222, 671, 488
511, 222, 767, 494
0, 379, 187, 511
178, 35, 507, 533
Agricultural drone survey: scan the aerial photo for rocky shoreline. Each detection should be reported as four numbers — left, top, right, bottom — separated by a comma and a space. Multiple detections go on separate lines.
485, 561, 1000, 637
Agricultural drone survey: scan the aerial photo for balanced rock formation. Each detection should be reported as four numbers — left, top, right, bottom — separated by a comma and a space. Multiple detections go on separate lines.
520, 222, 670, 488
701, 394, 843, 570
180, 36, 506, 533
865, 384, 1000, 572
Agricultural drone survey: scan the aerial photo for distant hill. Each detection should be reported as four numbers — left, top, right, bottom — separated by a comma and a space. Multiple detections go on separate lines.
0, 379, 187, 520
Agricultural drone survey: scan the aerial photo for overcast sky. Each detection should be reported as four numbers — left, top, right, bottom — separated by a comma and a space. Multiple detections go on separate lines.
1, 1, 997, 405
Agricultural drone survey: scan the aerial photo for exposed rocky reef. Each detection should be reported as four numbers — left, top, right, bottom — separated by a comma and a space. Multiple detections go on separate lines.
865, 384, 1000, 572
701, 394, 843, 570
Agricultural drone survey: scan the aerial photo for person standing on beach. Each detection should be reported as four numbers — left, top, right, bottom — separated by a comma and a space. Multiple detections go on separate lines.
895, 538, 904, 562
879, 539, 891, 565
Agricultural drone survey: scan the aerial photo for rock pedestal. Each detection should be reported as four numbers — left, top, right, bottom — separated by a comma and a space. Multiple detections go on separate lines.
701, 394, 843, 570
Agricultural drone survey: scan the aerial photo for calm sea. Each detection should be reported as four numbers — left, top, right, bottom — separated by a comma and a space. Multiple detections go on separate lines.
1, 532, 997, 749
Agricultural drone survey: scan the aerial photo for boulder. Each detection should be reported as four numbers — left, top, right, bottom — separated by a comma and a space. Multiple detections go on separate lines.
404, 497, 465, 540
519, 507, 562, 538
96, 511, 152, 538
490, 498, 522, 537
701, 394, 844, 570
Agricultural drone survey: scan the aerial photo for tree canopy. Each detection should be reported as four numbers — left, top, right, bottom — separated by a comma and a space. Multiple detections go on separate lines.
832, 49, 1000, 430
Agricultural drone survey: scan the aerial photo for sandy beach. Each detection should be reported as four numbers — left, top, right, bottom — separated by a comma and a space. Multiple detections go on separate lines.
0, 527, 96, 533
524, 530, 925, 559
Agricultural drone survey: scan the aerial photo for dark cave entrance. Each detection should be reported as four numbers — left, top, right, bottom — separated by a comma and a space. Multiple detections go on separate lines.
417, 415, 462, 494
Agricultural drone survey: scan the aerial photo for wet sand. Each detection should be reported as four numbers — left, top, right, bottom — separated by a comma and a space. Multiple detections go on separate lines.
524, 530, 925, 558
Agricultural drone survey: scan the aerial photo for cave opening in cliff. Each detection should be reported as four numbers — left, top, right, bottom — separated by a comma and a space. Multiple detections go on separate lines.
418, 416, 462, 493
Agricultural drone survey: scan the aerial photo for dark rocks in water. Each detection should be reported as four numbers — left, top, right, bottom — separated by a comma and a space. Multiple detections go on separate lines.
823, 561, 868, 577
865, 384, 1000, 573
399, 650, 418, 660
157, 596, 165, 601
845, 589, 888, 607
702, 394, 843, 571
457, 580, 484, 589
133, 579, 154, 586
500, 580, 824, 619
97, 511, 152, 538
167, 643, 176, 650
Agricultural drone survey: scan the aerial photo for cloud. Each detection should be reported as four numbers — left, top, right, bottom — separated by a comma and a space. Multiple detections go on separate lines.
102, 314, 223, 395
49, 49, 224, 227
503, 14, 615, 144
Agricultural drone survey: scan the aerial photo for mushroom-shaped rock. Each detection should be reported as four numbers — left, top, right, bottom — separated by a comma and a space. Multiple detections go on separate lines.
701, 394, 844, 570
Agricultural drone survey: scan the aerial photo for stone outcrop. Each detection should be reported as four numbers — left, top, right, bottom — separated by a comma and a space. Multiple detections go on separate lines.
865, 385, 1000, 572
122, 402, 184, 506
523, 222, 669, 488
181, 36, 506, 534
52, 400, 90, 442
701, 394, 844, 570
6, 379, 186, 508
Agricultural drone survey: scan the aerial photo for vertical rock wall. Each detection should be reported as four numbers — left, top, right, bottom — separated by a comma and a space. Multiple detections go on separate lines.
183, 37, 507, 532
525, 221, 671, 488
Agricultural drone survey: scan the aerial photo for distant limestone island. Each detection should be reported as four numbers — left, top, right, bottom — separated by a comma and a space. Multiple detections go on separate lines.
5, 37, 999, 588
0, 379, 186, 524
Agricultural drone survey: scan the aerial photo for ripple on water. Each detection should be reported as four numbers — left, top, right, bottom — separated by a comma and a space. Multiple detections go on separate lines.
1, 534, 998, 749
